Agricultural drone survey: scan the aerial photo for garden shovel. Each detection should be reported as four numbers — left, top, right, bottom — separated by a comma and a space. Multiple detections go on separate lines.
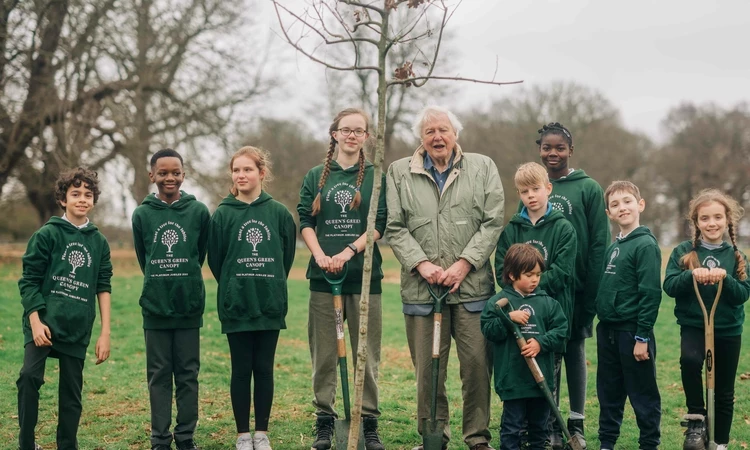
322, 264, 364, 450
693, 277, 723, 450
494, 297, 585, 450
422, 284, 450, 450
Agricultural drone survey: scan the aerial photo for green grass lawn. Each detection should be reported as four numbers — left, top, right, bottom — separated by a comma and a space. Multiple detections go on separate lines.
0, 253, 749, 450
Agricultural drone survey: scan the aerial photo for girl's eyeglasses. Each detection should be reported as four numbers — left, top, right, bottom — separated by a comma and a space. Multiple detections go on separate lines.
337, 128, 367, 137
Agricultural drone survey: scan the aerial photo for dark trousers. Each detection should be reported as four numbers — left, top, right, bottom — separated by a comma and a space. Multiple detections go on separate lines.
680, 326, 742, 445
227, 330, 280, 433
17, 343, 85, 450
596, 324, 661, 450
500, 397, 550, 450
145, 328, 200, 447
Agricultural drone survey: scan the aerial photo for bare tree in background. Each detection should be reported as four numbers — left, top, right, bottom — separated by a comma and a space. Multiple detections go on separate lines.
1, 0, 272, 226
0, 0, 125, 222
654, 102, 750, 242
100, 0, 273, 203
273, 0, 520, 447
460, 81, 654, 226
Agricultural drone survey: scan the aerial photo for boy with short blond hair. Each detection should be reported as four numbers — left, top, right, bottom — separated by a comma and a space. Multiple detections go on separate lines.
596, 180, 662, 450
495, 162, 577, 338
17, 167, 112, 450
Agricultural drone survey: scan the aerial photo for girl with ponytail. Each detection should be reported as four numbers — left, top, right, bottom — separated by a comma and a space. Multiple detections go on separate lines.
663, 188, 750, 450
297, 108, 386, 450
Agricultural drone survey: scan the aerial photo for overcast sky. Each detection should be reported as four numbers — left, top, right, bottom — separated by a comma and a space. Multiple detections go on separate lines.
266, 0, 749, 142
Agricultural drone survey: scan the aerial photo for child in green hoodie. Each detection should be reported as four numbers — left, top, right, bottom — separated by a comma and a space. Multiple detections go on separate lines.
596, 181, 662, 450
495, 162, 577, 445
132, 149, 210, 450
297, 108, 387, 450
535, 122, 610, 447
481, 243, 568, 450
208, 146, 296, 450
663, 189, 750, 450
17, 167, 112, 450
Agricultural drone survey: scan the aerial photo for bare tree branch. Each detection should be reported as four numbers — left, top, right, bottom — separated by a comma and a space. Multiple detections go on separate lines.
389, 75, 523, 87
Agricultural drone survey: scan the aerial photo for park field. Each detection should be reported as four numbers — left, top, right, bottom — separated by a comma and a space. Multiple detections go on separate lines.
0, 248, 748, 449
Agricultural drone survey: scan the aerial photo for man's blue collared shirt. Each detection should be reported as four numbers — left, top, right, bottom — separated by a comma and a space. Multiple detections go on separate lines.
424, 151, 456, 194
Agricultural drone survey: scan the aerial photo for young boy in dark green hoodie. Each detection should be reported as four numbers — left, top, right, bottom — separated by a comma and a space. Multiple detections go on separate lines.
495, 162, 577, 445
17, 167, 113, 450
481, 243, 568, 450
132, 149, 210, 450
595, 181, 662, 450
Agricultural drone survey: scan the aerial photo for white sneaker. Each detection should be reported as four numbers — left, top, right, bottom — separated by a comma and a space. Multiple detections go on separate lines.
236, 434, 253, 450
716, 445, 728, 450
253, 433, 272, 450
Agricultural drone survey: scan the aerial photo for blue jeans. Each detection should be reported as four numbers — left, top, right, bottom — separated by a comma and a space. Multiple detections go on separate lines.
596, 323, 661, 450
500, 397, 550, 450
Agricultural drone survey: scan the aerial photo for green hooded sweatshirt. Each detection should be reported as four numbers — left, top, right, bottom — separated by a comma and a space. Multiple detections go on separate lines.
548, 170, 610, 331
595, 226, 662, 337
19, 217, 113, 359
664, 241, 750, 337
298, 160, 386, 295
481, 286, 568, 401
132, 191, 210, 329
495, 207, 577, 337
208, 192, 296, 333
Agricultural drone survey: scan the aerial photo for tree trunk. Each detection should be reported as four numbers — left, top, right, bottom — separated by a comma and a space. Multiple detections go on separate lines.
347, 7, 389, 449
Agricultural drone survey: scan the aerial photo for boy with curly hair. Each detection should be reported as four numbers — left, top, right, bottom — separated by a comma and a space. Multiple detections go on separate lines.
17, 167, 113, 450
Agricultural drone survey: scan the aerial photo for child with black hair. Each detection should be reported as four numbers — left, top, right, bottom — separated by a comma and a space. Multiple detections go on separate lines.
17, 167, 113, 450
132, 148, 210, 450
297, 108, 387, 450
533, 122, 610, 448
481, 243, 568, 450
664, 189, 750, 450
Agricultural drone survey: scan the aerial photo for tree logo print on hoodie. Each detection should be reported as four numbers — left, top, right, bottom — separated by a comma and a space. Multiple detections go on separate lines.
326, 182, 356, 215
236, 219, 276, 276
246, 228, 263, 252
154, 221, 188, 256
52, 242, 93, 301
518, 303, 539, 336
549, 194, 573, 216
61, 242, 92, 279
605, 247, 620, 275
151, 222, 189, 275
702, 255, 721, 269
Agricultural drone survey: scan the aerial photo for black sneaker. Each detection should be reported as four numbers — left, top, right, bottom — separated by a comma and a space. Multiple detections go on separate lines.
681, 414, 707, 450
151, 446, 171, 450
175, 439, 200, 450
312, 415, 334, 450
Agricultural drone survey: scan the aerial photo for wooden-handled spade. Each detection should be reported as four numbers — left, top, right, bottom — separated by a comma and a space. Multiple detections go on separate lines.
322, 264, 365, 450
422, 284, 450, 450
494, 297, 585, 450
692, 277, 723, 450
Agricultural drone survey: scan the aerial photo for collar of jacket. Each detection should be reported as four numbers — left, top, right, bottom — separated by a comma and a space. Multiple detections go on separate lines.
409, 144, 465, 195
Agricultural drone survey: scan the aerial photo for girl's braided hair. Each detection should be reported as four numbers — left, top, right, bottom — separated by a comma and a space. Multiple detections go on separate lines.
680, 188, 747, 280
536, 122, 573, 146
311, 108, 370, 216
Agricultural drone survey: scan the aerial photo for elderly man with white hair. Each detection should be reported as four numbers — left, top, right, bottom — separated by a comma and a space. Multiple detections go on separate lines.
386, 106, 505, 450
